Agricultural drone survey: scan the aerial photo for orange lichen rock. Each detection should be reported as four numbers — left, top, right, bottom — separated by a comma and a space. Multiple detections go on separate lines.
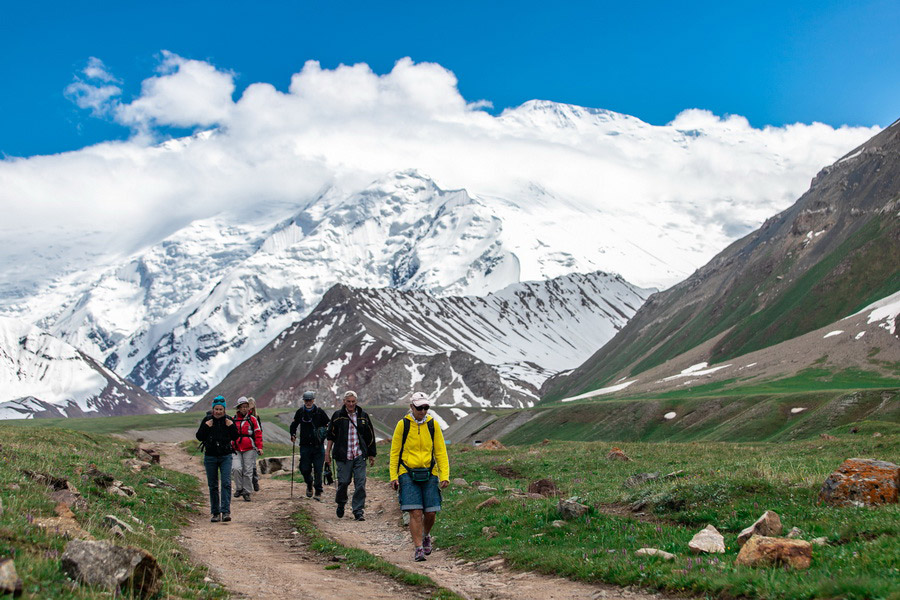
818, 458, 899, 507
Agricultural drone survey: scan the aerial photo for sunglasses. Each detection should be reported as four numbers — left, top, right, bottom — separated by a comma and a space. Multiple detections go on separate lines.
413, 405, 430, 411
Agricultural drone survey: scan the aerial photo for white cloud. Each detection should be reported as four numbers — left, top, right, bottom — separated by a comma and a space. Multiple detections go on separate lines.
0, 53, 881, 296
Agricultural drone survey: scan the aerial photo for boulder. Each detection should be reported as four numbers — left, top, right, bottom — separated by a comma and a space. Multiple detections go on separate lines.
688, 525, 725, 554
737, 510, 783, 546
135, 447, 160, 464
818, 458, 899, 507
476, 497, 501, 510
451, 478, 469, 487
61, 539, 162, 599
527, 478, 559, 497
635, 548, 675, 560
103, 515, 135, 534
735, 535, 812, 570
0, 558, 22, 597
606, 447, 631, 461
623, 472, 659, 488
258, 456, 291, 474
557, 497, 590, 519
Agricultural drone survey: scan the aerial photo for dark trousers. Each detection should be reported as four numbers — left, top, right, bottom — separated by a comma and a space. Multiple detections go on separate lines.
299, 444, 325, 493
335, 456, 367, 515
203, 454, 233, 516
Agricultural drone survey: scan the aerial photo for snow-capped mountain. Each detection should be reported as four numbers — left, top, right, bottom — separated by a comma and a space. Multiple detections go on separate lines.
201, 271, 653, 409
0, 317, 165, 418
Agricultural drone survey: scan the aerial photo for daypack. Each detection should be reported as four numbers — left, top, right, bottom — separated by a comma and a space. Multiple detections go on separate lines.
233, 413, 259, 451
398, 418, 435, 481
198, 413, 234, 455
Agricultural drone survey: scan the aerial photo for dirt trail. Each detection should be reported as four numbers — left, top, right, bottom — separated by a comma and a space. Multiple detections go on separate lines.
159, 443, 670, 600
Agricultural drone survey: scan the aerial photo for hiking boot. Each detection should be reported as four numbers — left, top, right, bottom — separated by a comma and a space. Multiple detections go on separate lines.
414, 547, 426, 562
222, 514, 231, 522
313, 491, 322, 502
336, 504, 345, 518
354, 513, 365, 522
306, 484, 313, 498
242, 492, 251, 502
210, 514, 221, 523
234, 489, 243, 498
253, 480, 260, 492
423, 534, 433, 555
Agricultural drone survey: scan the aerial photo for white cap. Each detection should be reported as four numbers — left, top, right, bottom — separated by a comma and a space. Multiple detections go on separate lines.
343, 390, 358, 399
410, 392, 430, 407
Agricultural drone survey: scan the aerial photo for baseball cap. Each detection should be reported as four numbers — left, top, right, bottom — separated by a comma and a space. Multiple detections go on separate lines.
233, 396, 250, 408
410, 392, 430, 408
343, 390, 358, 399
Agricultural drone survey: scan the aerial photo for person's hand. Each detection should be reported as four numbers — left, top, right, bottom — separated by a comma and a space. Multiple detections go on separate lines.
439, 480, 449, 489
391, 480, 399, 490
324, 457, 330, 466
290, 435, 296, 443
205, 419, 213, 427
368, 456, 376, 467
224, 418, 233, 426
258, 449, 263, 456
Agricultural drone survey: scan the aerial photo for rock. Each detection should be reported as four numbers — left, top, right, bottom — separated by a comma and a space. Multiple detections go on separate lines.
663, 470, 685, 479
551, 520, 566, 528
257, 456, 291, 474
110, 525, 126, 538
61, 540, 162, 599
541, 438, 551, 445
818, 458, 899, 507
34, 512, 94, 540
476, 485, 498, 492
135, 447, 160, 464
401, 511, 410, 527
606, 447, 631, 461
526, 493, 545, 499
635, 548, 675, 560
107, 483, 136, 497
103, 515, 135, 533
55, 503, 76, 519
623, 472, 659, 488
810, 537, 828, 546
22, 469, 70, 490
557, 497, 589, 519
482, 526, 498, 539
85, 466, 115, 488
146, 477, 176, 490
527, 478, 559, 497
630, 499, 648, 512
503, 487, 523, 494
819, 433, 837, 441
873, 432, 882, 437
737, 510, 783, 546
50, 486, 88, 511
478, 439, 505, 450
122, 458, 151, 472
786, 527, 803, 539
0, 558, 23, 597
688, 525, 725, 554
476, 497, 501, 510
451, 478, 469, 487
735, 536, 812, 570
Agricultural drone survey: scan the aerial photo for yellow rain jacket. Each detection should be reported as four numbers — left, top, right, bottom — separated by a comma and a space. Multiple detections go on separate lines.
389, 413, 450, 482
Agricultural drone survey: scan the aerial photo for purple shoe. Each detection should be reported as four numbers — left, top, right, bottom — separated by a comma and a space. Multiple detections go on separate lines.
423, 534, 433, 555
414, 546, 426, 562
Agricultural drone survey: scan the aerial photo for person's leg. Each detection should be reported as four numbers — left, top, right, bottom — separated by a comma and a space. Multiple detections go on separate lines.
409, 509, 425, 547
424, 511, 436, 535
203, 455, 220, 516
241, 449, 257, 498
351, 456, 367, 518
299, 446, 313, 485
232, 454, 244, 496
220, 454, 233, 517
335, 459, 351, 516
312, 445, 325, 496
252, 464, 260, 492
422, 475, 442, 554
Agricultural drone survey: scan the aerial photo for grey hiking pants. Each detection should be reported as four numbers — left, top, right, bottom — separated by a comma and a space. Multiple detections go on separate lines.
335, 456, 367, 516
232, 449, 258, 495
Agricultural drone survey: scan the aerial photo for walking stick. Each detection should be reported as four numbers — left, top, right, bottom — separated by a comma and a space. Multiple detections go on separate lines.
290, 439, 296, 498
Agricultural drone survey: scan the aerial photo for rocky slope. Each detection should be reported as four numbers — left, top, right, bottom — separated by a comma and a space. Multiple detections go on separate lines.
198, 272, 653, 409
544, 119, 900, 401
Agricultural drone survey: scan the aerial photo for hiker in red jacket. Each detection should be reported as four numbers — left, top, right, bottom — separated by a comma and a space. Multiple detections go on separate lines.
232, 396, 263, 502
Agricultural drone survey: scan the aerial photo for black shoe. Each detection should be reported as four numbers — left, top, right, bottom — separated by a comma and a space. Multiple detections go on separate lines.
234, 489, 243, 498
210, 514, 221, 522
253, 481, 260, 492
314, 492, 322, 502
336, 504, 345, 518
306, 484, 313, 498
222, 514, 231, 522
243, 492, 251, 502
354, 513, 365, 522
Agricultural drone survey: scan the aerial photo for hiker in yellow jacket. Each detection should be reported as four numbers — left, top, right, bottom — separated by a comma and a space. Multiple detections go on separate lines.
389, 392, 450, 562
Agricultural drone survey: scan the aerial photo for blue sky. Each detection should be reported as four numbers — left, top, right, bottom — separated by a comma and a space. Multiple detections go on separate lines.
2, 0, 897, 158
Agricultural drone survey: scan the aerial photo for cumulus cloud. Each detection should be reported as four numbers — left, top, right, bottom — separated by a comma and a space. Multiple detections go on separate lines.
1, 53, 881, 293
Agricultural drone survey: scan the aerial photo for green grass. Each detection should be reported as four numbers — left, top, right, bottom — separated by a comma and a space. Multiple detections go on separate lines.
0, 425, 227, 599
424, 435, 900, 600
291, 506, 463, 599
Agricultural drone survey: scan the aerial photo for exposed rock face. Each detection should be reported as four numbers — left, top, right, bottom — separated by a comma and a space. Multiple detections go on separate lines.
0, 558, 22, 597
61, 540, 162, 599
527, 478, 559, 497
738, 510, 783, 546
818, 458, 899, 507
557, 497, 590, 519
735, 536, 812, 570
688, 525, 725, 554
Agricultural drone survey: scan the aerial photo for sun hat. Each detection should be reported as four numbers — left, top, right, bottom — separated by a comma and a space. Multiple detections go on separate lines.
410, 392, 430, 408
233, 396, 250, 408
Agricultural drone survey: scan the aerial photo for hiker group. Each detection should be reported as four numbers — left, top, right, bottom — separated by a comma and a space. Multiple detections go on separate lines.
197, 389, 450, 562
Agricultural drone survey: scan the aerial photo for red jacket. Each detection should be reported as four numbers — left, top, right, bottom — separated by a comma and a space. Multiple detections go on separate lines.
232, 414, 262, 453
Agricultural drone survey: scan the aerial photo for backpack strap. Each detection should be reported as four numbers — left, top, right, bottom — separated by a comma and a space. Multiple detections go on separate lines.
398, 418, 436, 472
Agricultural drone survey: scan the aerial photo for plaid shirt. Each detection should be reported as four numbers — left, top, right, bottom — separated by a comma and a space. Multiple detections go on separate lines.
346, 411, 361, 460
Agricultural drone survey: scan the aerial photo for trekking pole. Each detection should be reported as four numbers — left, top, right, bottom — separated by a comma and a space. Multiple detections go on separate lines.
290, 439, 296, 499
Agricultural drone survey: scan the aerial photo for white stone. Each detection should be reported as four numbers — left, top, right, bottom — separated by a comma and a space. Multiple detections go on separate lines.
688, 524, 725, 554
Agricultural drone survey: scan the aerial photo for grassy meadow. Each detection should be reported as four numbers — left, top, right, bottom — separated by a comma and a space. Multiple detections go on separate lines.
389, 428, 900, 600
0, 424, 226, 599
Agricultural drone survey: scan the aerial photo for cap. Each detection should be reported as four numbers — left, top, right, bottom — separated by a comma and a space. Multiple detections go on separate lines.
212, 395, 226, 407
343, 390, 358, 399
410, 392, 430, 408
233, 396, 250, 408
302, 391, 316, 401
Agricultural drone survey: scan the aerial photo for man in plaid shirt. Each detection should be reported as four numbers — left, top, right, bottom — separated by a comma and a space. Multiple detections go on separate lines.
325, 391, 378, 521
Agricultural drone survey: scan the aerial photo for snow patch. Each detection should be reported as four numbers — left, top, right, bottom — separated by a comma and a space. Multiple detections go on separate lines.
561, 379, 637, 402
823, 330, 843, 338
663, 362, 732, 381
664, 412, 677, 420
790, 407, 807, 414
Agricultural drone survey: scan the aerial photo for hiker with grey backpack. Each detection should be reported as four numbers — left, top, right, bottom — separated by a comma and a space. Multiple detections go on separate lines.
389, 392, 450, 562
289, 390, 330, 500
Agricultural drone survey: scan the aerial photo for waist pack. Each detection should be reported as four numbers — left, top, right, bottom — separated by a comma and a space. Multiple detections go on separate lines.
408, 467, 432, 482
